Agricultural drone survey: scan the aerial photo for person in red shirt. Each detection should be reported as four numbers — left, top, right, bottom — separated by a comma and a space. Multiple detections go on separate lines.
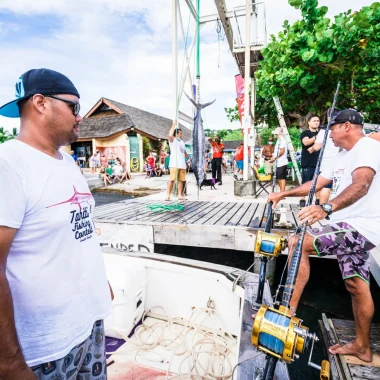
208, 137, 225, 185
147, 152, 155, 169
233, 142, 244, 180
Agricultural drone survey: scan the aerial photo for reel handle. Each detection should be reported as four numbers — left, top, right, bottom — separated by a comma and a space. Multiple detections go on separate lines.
320, 360, 330, 380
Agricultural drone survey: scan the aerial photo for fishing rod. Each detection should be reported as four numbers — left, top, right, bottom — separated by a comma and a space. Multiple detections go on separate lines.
254, 143, 285, 305
252, 82, 340, 380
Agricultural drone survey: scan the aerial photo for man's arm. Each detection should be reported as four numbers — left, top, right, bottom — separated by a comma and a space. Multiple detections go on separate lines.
298, 167, 375, 225
168, 120, 177, 142
330, 167, 375, 213
270, 148, 285, 163
268, 175, 332, 208
0, 226, 35, 379
302, 135, 317, 147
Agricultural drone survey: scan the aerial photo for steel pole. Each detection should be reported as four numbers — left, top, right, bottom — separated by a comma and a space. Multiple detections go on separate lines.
243, 0, 251, 181
172, 0, 178, 119
250, 77, 256, 167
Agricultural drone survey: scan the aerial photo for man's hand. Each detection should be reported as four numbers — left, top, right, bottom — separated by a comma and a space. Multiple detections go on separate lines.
267, 192, 284, 209
298, 205, 327, 225
307, 146, 314, 154
269, 158, 275, 163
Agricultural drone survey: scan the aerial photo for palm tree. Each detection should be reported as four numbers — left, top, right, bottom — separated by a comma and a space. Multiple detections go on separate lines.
0, 127, 10, 144
7, 127, 18, 140
0, 127, 18, 143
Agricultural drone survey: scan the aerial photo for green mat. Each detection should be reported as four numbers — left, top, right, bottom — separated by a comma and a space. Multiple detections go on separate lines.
146, 203, 185, 213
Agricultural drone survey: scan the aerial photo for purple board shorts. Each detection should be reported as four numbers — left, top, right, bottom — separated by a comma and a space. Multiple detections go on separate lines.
307, 222, 375, 284
31, 320, 107, 380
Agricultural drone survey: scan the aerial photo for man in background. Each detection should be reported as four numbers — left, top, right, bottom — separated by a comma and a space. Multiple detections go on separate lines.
270, 127, 288, 192
167, 121, 188, 200
233, 142, 244, 180
308, 108, 340, 204
261, 136, 275, 175
299, 114, 321, 207
70, 150, 77, 162
208, 136, 225, 185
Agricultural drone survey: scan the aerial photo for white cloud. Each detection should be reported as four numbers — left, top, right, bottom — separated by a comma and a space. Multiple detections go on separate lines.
0, 0, 375, 133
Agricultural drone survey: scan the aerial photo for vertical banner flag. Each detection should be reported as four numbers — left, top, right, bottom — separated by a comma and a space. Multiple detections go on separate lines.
235, 74, 251, 134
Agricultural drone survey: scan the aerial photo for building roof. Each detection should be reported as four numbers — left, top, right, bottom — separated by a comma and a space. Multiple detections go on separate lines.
78, 98, 191, 141
223, 140, 243, 150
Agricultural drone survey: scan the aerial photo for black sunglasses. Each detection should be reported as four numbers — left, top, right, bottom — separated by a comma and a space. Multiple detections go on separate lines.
45, 95, 81, 116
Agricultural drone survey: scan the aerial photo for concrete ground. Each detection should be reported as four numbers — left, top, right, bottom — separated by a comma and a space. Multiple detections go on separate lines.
84, 168, 300, 205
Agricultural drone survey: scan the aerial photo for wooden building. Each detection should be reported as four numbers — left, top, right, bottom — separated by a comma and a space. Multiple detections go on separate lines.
62, 98, 191, 172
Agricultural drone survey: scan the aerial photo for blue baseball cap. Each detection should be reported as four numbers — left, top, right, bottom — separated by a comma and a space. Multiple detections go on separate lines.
0, 68, 80, 118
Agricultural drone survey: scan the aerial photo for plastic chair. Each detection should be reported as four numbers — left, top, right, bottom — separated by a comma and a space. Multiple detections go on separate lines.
252, 165, 272, 198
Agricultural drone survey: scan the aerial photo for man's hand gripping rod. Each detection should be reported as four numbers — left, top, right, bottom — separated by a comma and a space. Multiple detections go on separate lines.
251, 83, 340, 380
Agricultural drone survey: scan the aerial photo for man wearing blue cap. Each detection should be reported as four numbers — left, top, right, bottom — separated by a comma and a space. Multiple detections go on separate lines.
0, 69, 112, 379
268, 109, 380, 363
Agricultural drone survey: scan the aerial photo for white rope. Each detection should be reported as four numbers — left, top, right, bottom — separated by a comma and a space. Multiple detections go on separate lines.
107, 305, 237, 379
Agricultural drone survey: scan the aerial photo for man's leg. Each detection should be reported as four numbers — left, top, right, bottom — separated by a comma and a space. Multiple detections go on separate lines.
329, 277, 373, 362
167, 180, 174, 200
278, 179, 286, 192
211, 159, 217, 180
287, 233, 317, 312
178, 180, 184, 198
216, 158, 222, 183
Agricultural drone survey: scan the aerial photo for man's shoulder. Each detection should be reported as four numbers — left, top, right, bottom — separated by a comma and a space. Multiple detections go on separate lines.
300, 130, 311, 137
0, 139, 18, 156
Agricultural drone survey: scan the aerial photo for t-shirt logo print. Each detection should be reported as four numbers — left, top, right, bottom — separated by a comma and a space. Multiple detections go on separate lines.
46, 186, 93, 210
46, 186, 95, 242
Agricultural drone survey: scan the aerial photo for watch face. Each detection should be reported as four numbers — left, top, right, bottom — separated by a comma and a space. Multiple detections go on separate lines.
322, 204, 333, 214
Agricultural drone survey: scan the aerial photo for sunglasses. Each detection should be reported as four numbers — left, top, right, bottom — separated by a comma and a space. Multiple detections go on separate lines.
45, 95, 81, 116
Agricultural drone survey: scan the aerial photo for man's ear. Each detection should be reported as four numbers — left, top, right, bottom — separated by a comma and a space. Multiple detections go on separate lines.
32, 94, 47, 115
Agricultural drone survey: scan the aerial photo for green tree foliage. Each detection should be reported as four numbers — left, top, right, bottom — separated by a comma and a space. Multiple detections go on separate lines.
142, 136, 151, 158
259, 127, 301, 151
255, 0, 380, 124
0, 127, 18, 143
223, 129, 244, 141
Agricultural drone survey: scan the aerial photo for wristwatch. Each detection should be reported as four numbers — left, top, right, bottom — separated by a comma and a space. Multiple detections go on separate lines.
321, 203, 333, 216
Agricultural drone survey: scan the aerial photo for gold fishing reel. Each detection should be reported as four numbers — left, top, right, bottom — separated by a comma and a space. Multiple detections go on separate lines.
252, 305, 330, 379
255, 231, 287, 258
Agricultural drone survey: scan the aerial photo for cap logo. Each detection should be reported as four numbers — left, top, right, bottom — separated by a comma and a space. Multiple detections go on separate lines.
15, 76, 25, 98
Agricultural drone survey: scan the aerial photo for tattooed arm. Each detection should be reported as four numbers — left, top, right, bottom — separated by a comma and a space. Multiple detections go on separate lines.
330, 167, 375, 212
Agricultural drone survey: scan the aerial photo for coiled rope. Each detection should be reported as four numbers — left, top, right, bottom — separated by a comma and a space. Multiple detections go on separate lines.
107, 305, 236, 379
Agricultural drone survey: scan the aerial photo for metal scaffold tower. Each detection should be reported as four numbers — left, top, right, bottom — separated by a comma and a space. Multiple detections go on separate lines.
174, 0, 267, 181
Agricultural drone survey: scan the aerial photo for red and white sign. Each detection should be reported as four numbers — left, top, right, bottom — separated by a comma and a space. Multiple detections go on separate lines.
235, 74, 245, 124
235, 74, 251, 135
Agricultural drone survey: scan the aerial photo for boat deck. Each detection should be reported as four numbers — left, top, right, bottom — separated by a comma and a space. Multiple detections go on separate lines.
319, 316, 380, 380
103, 249, 290, 379
94, 199, 299, 253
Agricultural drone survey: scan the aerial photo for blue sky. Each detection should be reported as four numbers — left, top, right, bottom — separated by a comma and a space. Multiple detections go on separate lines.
0, 0, 375, 132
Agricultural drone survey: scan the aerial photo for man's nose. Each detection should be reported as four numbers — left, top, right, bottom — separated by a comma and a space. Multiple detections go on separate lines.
76, 113, 83, 123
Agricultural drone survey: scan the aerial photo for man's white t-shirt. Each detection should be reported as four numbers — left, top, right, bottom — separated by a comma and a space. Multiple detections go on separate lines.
321, 137, 380, 245
169, 138, 186, 169
316, 129, 340, 173
274, 136, 288, 167
0, 140, 112, 366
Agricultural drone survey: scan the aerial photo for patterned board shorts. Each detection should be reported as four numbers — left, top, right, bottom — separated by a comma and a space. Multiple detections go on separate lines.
307, 222, 375, 284
31, 320, 106, 380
